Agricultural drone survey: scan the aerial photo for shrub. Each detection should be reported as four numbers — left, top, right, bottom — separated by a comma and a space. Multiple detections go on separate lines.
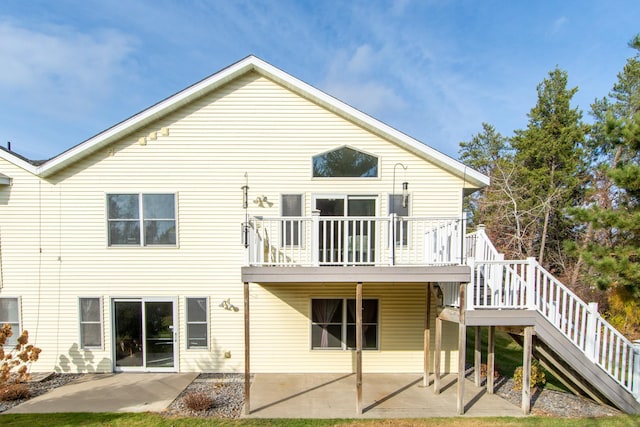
480, 362, 500, 379
513, 360, 546, 390
0, 324, 42, 385
183, 391, 214, 411
0, 383, 30, 401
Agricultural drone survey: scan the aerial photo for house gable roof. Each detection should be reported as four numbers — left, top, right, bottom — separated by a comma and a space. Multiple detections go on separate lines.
4, 56, 489, 188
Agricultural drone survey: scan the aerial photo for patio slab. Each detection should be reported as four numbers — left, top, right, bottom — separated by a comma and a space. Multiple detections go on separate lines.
245, 373, 524, 418
5, 372, 198, 414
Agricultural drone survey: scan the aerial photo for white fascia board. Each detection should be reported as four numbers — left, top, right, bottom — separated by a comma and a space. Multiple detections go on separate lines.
0, 150, 37, 175
251, 58, 490, 188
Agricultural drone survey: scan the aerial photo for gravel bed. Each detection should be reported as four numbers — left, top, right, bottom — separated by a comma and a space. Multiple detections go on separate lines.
165, 373, 248, 418
0, 373, 84, 413
493, 376, 621, 418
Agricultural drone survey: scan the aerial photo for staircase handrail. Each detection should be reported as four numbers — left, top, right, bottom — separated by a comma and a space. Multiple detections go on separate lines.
533, 261, 640, 398
468, 252, 640, 400
465, 226, 500, 262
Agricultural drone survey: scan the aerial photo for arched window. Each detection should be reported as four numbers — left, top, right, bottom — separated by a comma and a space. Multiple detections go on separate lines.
312, 146, 378, 178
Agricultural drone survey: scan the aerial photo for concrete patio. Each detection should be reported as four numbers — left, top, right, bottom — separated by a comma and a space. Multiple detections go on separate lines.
245, 373, 524, 418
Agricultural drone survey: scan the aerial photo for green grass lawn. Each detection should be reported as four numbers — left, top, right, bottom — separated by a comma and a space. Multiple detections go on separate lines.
465, 327, 569, 392
1, 413, 639, 426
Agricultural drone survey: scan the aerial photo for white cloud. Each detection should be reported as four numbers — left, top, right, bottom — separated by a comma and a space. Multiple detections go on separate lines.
551, 17, 568, 34
324, 80, 406, 114
323, 44, 407, 117
0, 20, 136, 118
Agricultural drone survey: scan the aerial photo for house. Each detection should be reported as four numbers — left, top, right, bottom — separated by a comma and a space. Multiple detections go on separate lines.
1, 56, 638, 415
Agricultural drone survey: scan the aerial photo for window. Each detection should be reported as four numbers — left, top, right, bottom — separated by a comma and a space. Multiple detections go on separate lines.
186, 297, 208, 349
108, 194, 176, 246
0, 298, 20, 347
389, 194, 409, 245
311, 298, 378, 350
281, 194, 303, 246
79, 297, 102, 348
312, 147, 378, 178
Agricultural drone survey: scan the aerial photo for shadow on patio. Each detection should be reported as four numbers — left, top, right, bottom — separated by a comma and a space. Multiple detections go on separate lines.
244, 373, 523, 418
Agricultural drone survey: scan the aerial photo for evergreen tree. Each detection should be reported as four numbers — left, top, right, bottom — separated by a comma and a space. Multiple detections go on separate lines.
511, 67, 586, 267
573, 35, 640, 298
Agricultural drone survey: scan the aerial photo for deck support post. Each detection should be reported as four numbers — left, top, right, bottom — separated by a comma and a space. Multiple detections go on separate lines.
243, 281, 251, 415
457, 283, 466, 415
474, 326, 481, 387
356, 281, 363, 414
424, 283, 431, 388
522, 326, 533, 414
487, 326, 495, 394
434, 316, 442, 394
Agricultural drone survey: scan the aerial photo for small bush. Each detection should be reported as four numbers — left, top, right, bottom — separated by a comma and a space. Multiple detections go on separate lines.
183, 391, 213, 411
0, 325, 42, 386
0, 383, 30, 401
479, 363, 500, 379
513, 360, 546, 390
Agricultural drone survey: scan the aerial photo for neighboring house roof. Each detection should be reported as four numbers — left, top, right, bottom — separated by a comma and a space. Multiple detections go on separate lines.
0, 55, 489, 188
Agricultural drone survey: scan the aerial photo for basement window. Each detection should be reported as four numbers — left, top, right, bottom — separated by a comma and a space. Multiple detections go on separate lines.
311, 298, 378, 350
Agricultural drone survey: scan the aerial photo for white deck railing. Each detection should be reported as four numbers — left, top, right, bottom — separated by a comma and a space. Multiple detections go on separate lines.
244, 214, 466, 267
452, 226, 640, 401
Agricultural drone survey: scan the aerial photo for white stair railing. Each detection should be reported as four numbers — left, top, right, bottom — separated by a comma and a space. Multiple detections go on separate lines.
464, 230, 640, 402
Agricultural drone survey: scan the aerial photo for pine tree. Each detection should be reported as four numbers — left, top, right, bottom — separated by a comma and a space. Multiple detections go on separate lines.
574, 35, 640, 297
511, 67, 586, 267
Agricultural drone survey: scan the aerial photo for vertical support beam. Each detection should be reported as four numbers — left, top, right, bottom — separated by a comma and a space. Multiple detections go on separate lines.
487, 325, 495, 394
474, 326, 481, 387
311, 210, 320, 266
585, 302, 599, 362
457, 283, 466, 415
243, 282, 251, 415
356, 281, 363, 414
424, 283, 432, 387
522, 326, 533, 415
526, 257, 537, 309
434, 316, 442, 394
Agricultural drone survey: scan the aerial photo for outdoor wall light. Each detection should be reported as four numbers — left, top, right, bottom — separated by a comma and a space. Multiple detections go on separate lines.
219, 298, 239, 312
402, 181, 409, 208
253, 195, 273, 208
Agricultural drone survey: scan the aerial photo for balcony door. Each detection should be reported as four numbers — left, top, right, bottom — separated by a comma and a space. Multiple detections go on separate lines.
314, 196, 376, 265
112, 298, 177, 372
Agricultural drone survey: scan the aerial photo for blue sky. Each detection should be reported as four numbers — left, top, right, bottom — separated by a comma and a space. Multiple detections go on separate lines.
1, 0, 639, 161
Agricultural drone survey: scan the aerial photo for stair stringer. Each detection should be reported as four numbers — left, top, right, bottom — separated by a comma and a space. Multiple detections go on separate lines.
531, 312, 639, 413
465, 308, 640, 413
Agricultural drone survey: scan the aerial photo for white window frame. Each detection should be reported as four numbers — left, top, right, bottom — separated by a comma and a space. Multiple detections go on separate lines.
281, 193, 304, 247
310, 297, 379, 351
78, 297, 103, 349
311, 145, 380, 179
106, 193, 178, 247
0, 297, 21, 348
186, 297, 209, 350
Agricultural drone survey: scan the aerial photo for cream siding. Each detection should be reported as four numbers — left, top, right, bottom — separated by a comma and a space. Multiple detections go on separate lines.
0, 72, 467, 373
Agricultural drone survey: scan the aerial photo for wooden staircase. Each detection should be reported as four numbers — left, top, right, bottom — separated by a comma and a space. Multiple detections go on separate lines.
460, 228, 640, 413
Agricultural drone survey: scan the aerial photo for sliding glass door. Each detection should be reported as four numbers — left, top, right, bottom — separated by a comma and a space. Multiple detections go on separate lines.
314, 196, 377, 264
113, 298, 177, 371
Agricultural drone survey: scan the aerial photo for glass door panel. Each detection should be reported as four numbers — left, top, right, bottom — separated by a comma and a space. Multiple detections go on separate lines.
145, 301, 175, 368
114, 301, 143, 368
316, 198, 345, 264
347, 198, 376, 263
